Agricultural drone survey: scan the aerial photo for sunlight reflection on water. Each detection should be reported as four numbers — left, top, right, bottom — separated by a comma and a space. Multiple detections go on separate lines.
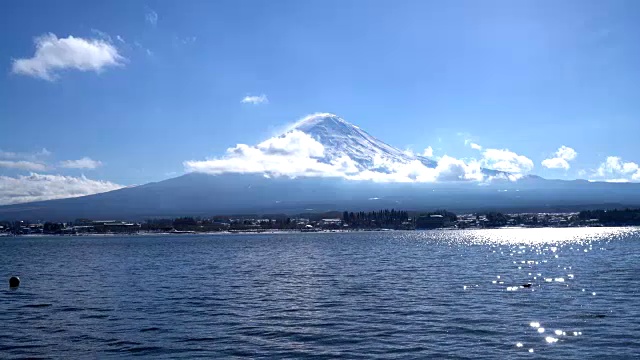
415, 227, 638, 246
413, 227, 640, 355
1, 227, 639, 358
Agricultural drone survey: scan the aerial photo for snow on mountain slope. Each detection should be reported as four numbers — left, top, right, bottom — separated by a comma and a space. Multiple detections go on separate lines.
184, 113, 509, 182
289, 113, 438, 170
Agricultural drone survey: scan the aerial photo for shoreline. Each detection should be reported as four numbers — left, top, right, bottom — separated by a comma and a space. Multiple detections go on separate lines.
2, 225, 637, 238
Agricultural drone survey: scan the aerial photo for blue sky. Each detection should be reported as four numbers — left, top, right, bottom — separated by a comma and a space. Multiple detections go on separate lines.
2, 0, 640, 203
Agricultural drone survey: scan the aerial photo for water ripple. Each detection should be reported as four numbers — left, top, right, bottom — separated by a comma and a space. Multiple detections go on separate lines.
1, 228, 640, 358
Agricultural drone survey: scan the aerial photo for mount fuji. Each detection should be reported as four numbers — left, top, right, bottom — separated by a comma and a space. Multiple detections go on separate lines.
1, 113, 640, 221
289, 113, 509, 178
185, 113, 506, 182
290, 113, 438, 170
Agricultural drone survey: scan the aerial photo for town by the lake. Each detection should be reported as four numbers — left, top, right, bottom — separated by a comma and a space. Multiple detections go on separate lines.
2, 208, 639, 236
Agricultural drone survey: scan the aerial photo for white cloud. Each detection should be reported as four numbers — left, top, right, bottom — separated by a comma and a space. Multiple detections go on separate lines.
257, 131, 324, 157
184, 130, 484, 183
594, 156, 640, 181
0, 173, 124, 205
0, 150, 20, 159
349, 155, 483, 183
541, 145, 577, 170
0, 148, 51, 161
241, 94, 269, 105
116, 35, 125, 43
173, 35, 197, 46
604, 179, 630, 183
422, 146, 433, 157
466, 143, 532, 175
145, 8, 158, 26
0, 150, 102, 172
60, 157, 103, 169
0, 148, 50, 171
0, 160, 47, 171
132, 41, 153, 56
556, 146, 578, 161
185, 131, 344, 178
12, 33, 124, 81
542, 158, 569, 170
435, 156, 484, 182
90, 29, 112, 42
183, 36, 197, 44
481, 148, 534, 174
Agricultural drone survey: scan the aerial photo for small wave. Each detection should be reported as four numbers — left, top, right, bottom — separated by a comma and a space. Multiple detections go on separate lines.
177, 337, 218, 343
56, 306, 83, 312
22, 303, 52, 308
79, 313, 109, 319
126, 346, 163, 353
577, 313, 607, 319
139, 327, 161, 332
106, 340, 142, 347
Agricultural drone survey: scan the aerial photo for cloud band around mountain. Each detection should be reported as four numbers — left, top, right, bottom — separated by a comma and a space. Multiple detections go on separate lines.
183, 114, 534, 183
0, 173, 124, 205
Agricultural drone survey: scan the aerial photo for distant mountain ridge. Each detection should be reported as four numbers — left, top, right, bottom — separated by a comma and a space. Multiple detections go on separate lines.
1, 113, 640, 220
2, 172, 640, 221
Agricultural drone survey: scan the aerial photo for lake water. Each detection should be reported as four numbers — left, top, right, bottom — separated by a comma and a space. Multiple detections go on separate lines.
1, 228, 640, 359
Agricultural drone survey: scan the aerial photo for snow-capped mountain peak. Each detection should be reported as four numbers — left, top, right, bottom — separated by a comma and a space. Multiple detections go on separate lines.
184, 112, 508, 182
289, 113, 353, 132
286, 113, 437, 170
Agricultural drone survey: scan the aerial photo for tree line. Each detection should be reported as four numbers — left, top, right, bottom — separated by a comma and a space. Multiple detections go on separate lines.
342, 209, 412, 229
578, 208, 640, 225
